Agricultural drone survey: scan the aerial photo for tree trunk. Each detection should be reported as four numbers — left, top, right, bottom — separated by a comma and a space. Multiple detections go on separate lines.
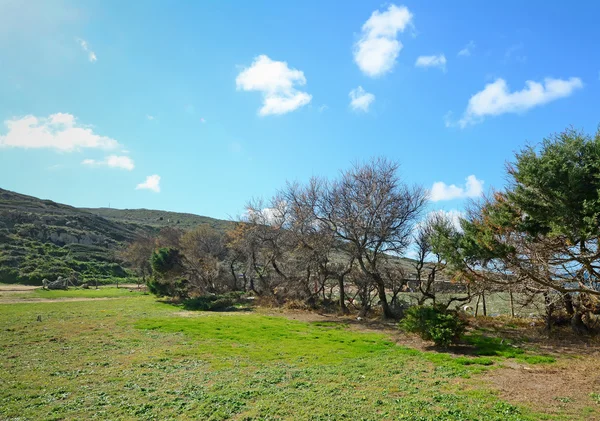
563, 293, 575, 316
481, 290, 487, 316
375, 278, 393, 318
544, 291, 554, 332
509, 286, 515, 317
571, 311, 588, 334
229, 262, 238, 291
338, 276, 349, 314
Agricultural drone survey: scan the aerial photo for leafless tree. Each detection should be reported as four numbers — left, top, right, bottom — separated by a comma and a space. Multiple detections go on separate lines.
319, 158, 427, 318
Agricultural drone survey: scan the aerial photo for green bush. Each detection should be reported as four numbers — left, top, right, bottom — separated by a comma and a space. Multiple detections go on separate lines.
146, 277, 189, 298
182, 292, 245, 311
399, 305, 466, 347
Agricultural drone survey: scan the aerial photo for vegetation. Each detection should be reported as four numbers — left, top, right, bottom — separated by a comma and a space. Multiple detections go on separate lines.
0, 188, 232, 286
1, 294, 583, 420
400, 305, 466, 347
437, 127, 600, 332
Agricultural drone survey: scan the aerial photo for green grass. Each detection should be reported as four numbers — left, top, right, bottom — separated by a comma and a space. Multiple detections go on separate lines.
1, 286, 146, 300
0, 296, 583, 420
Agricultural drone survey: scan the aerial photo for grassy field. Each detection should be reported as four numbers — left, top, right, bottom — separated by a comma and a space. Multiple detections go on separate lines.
0, 293, 596, 420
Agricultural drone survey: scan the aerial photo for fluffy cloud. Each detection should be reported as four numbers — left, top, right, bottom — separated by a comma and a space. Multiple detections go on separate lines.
236, 55, 312, 116
349, 86, 375, 112
136, 175, 161, 193
458, 41, 475, 57
77, 38, 97, 62
353, 4, 413, 77
0, 113, 119, 151
430, 175, 484, 202
457, 77, 583, 127
415, 54, 446, 71
82, 155, 135, 171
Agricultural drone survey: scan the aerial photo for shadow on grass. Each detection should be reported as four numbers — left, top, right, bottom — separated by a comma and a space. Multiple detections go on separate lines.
419, 334, 556, 364
181, 293, 254, 312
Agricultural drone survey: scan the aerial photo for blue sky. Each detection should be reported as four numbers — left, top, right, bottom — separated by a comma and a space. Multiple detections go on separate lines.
1, 0, 599, 221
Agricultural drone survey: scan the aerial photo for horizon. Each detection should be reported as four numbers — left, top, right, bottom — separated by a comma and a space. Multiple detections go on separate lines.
1, 0, 599, 221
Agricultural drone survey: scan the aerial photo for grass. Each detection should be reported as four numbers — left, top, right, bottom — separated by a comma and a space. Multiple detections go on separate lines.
0, 295, 586, 420
1, 286, 146, 300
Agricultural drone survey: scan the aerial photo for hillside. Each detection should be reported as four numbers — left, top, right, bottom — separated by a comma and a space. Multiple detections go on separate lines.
81, 207, 234, 234
0, 188, 231, 285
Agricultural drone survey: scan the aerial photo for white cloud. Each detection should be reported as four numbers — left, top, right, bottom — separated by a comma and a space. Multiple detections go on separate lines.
77, 38, 97, 62
0, 113, 120, 151
458, 41, 475, 57
318, 105, 328, 112
415, 54, 446, 71
353, 4, 413, 77
349, 86, 375, 112
136, 175, 160, 193
430, 175, 484, 202
236, 55, 312, 116
82, 155, 135, 171
457, 77, 583, 127
146, 115, 155, 120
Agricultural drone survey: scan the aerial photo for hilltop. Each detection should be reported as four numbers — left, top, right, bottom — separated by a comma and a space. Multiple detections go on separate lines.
0, 188, 232, 285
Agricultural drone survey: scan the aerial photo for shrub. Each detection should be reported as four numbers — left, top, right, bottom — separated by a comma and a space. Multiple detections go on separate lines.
399, 305, 466, 347
182, 292, 245, 311
147, 277, 189, 299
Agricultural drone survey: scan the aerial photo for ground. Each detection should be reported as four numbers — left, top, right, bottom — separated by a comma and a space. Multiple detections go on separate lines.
1, 287, 599, 420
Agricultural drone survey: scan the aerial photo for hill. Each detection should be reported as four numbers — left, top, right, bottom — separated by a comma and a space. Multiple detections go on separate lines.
81, 207, 234, 234
0, 188, 232, 285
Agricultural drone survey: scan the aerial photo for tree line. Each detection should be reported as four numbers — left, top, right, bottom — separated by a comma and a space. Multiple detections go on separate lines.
122, 126, 600, 333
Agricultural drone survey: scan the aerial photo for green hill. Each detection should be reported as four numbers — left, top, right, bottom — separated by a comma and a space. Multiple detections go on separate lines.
81, 207, 234, 234
0, 188, 232, 285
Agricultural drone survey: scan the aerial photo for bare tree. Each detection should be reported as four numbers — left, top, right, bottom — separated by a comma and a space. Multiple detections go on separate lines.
320, 158, 427, 318
120, 235, 155, 287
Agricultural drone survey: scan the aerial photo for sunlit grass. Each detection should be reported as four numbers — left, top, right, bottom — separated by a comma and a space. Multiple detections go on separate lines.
0, 296, 578, 420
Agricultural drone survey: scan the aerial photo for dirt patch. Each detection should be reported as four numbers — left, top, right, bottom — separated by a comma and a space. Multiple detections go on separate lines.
481, 357, 600, 419
0, 297, 125, 304
0, 285, 40, 292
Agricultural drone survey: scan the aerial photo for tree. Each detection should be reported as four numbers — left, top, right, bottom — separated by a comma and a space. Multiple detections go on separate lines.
120, 235, 154, 287
180, 225, 227, 294
453, 127, 600, 331
149, 247, 187, 298
282, 178, 355, 313
323, 158, 427, 318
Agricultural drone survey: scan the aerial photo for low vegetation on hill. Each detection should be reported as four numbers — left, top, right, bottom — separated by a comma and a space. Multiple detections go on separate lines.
0, 189, 231, 285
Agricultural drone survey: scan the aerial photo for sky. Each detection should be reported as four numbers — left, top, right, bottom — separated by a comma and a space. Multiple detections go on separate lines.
1, 0, 599, 222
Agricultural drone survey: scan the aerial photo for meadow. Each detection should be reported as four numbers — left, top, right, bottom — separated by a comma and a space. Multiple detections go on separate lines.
1, 288, 598, 420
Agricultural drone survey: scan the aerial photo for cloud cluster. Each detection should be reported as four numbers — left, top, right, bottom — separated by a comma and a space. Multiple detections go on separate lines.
136, 175, 161, 193
415, 54, 446, 71
77, 38, 97, 62
354, 4, 413, 77
82, 155, 135, 171
0, 113, 119, 151
457, 77, 583, 127
236, 55, 312, 116
430, 175, 484, 202
349, 86, 375, 112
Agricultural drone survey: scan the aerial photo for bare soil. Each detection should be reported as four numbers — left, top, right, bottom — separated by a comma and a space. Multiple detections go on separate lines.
483, 357, 600, 419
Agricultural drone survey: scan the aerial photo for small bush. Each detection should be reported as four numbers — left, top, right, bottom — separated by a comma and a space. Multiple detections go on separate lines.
182, 292, 245, 311
147, 277, 189, 299
400, 305, 466, 347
